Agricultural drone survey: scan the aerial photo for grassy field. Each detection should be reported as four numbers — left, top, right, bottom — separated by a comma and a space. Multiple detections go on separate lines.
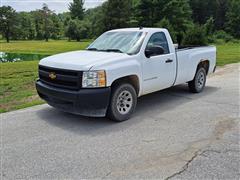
1, 40, 239, 65
0, 61, 42, 113
0, 40, 91, 55
0, 40, 239, 113
0, 40, 92, 113
216, 43, 240, 66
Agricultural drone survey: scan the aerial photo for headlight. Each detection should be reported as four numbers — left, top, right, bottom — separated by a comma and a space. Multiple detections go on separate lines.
82, 70, 106, 88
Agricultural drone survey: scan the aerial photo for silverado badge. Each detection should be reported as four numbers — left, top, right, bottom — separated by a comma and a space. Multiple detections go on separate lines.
49, 72, 57, 80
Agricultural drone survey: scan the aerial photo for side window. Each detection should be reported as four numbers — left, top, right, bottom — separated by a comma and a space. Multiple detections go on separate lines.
146, 32, 170, 54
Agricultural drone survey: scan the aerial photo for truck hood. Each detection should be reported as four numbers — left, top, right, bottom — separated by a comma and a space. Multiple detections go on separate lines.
39, 50, 129, 71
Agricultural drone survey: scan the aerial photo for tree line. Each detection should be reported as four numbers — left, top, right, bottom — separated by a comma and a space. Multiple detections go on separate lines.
0, 0, 239, 45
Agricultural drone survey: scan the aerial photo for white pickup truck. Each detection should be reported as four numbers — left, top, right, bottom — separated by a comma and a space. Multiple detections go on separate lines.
36, 28, 216, 121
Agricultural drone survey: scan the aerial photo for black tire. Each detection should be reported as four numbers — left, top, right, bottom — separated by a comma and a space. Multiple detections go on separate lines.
107, 83, 137, 122
188, 67, 207, 93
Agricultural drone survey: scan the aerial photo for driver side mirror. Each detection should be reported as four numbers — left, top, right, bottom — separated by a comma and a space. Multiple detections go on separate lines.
145, 46, 165, 58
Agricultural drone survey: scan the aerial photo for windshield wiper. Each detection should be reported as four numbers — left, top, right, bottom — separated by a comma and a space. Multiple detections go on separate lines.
104, 49, 123, 53
87, 48, 99, 51
87, 48, 123, 53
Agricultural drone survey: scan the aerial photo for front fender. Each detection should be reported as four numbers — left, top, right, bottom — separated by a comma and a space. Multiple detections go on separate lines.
91, 58, 142, 95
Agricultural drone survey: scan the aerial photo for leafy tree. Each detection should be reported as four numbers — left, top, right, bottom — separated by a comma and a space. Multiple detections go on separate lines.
226, 0, 240, 38
190, 0, 229, 30
66, 19, 89, 41
41, 3, 53, 41
103, 0, 132, 30
58, 12, 71, 27
76, 20, 90, 40
50, 14, 63, 39
84, 5, 106, 37
32, 5, 52, 41
65, 19, 77, 41
32, 10, 44, 40
1, 0, 239, 44
69, 0, 85, 20
17, 12, 35, 40
32, 4, 62, 41
0, 6, 17, 42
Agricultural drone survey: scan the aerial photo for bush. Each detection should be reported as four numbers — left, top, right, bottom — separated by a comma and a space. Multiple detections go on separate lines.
182, 24, 207, 45
207, 36, 216, 43
213, 30, 234, 42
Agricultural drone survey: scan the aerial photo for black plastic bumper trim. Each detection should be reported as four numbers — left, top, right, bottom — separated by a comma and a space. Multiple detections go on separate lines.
36, 80, 111, 117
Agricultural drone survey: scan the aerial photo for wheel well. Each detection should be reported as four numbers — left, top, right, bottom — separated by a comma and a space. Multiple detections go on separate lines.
198, 60, 210, 74
111, 75, 140, 95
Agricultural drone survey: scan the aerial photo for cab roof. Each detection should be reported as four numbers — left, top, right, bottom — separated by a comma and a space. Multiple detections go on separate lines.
108, 27, 168, 33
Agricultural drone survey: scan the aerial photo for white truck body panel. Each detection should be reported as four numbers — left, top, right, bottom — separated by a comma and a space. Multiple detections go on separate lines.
39, 28, 216, 97
39, 50, 130, 71
174, 46, 217, 85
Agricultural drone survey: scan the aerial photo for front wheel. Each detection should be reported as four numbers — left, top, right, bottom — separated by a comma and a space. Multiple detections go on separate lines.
188, 67, 207, 93
107, 83, 137, 122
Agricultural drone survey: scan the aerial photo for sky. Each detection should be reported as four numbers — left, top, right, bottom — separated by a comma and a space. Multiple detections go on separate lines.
1, 0, 106, 13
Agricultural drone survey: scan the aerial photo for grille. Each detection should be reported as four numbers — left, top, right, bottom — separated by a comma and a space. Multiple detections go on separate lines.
39, 65, 82, 90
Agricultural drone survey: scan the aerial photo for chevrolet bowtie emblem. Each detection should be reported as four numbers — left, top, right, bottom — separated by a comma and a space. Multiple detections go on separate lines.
49, 72, 57, 80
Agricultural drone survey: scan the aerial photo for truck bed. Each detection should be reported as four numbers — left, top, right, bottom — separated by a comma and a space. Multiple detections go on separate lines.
176, 45, 211, 51
174, 45, 216, 86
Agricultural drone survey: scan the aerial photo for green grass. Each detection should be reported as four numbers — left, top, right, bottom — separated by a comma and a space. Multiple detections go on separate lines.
0, 40, 92, 55
216, 43, 240, 66
0, 40, 239, 113
1, 40, 239, 65
0, 61, 43, 113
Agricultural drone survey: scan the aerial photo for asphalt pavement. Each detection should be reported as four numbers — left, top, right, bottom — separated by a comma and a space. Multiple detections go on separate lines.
1, 64, 239, 179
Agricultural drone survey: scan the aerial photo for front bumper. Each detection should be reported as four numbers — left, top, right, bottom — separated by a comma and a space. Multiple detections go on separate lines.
36, 80, 111, 117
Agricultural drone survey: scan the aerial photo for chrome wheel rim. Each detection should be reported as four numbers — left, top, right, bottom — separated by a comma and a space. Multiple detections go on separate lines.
117, 90, 133, 115
197, 71, 205, 89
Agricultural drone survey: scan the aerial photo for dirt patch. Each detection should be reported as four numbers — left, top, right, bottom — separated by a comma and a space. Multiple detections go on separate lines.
210, 63, 239, 77
0, 94, 42, 112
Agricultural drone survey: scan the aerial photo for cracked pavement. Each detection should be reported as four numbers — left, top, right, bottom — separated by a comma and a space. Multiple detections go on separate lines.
1, 63, 239, 179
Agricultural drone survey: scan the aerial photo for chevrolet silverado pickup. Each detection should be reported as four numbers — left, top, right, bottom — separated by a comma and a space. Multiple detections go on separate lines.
36, 28, 216, 121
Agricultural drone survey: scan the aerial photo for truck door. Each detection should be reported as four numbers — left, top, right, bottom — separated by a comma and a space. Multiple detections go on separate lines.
142, 32, 177, 94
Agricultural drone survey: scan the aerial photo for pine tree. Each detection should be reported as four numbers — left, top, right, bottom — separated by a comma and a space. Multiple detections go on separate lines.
189, 0, 217, 24
41, 3, 53, 42
136, 0, 156, 27
155, 18, 177, 42
103, 0, 132, 30
215, 0, 229, 29
161, 0, 193, 45
69, 0, 85, 20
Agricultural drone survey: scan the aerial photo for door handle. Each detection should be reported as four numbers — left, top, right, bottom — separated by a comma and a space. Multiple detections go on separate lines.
165, 59, 173, 63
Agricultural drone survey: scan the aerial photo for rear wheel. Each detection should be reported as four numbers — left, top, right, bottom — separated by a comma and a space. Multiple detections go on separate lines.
107, 83, 137, 122
188, 67, 207, 93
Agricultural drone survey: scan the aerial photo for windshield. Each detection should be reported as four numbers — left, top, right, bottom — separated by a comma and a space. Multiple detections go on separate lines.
87, 31, 146, 55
